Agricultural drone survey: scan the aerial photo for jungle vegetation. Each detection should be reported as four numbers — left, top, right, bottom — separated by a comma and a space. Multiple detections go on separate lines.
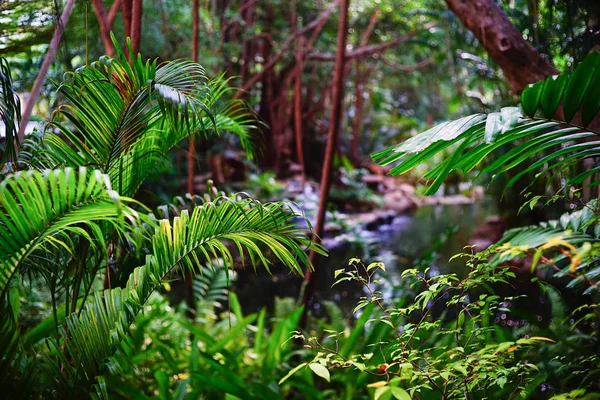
1, 0, 599, 399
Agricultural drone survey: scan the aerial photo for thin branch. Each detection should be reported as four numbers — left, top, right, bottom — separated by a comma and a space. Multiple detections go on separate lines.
382, 56, 434, 71
308, 21, 437, 61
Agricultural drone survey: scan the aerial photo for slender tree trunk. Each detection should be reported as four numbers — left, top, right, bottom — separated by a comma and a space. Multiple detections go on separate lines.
292, 1, 306, 179
91, 0, 121, 56
300, 0, 349, 323
122, 0, 133, 42
18, 0, 76, 144
445, 0, 557, 93
350, 61, 364, 165
294, 36, 306, 179
130, 0, 143, 54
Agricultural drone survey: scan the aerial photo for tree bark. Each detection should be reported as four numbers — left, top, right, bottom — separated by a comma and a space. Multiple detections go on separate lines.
18, 0, 76, 144
300, 0, 349, 322
122, 0, 133, 44
91, 0, 121, 56
130, 0, 143, 55
307, 23, 435, 61
445, 0, 558, 93
292, 0, 306, 179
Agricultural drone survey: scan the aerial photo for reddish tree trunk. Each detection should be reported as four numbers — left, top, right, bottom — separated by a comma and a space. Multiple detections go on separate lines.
122, 0, 133, 42
91, 0, 122, 56
350, 62, 364, 165
300, 0, 349, 321
445, 0, 558, 93
292, 0, 306, 179
130, 0, 143, 54
294, 36, 306, 179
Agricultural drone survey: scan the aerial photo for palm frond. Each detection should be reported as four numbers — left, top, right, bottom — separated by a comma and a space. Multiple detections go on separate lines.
40, 196, 324, 396
492, 200, 600, 292
193, 264, 232, 307
372, 51, 600, 194
0, 57, 21, 165
0, 167, 140, 297
32, 43, 255, 197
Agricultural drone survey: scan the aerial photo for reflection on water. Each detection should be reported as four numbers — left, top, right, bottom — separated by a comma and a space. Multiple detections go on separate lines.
234, 201, 497, 316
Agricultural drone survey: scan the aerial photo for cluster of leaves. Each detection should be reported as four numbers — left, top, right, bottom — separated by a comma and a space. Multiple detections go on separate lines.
101, 290, 316, 399
285, 258, 560, 399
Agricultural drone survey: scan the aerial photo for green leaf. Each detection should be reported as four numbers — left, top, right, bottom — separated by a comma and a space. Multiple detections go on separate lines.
278, 363, 308, 385
521, 81, 544, 117
540, 74, 567, 118
308, 363, 330, 382
484, 112, 502, 143
563, 51, 600, 123
367, 262, 385, 272
374, 386, 391, 400
390, 387, 411, 400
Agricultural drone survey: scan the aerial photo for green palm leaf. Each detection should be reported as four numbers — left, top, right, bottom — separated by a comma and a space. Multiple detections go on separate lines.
40, 196, 324, 397
31, 38, 255, 197
0, 167, 140, 298
492, 200, 600, 292
0, 57, 21, 165
372, 51, 600, 194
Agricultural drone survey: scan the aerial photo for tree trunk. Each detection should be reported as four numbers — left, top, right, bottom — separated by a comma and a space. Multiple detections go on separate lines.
122, 0, 133, 43
292, 0, 306, 179
130, 0, 143, 54
91, 0, 122, 56
445, 0, 558, 93
18, 0, 76, 144
350, 61, 364, 165
300, 0, 349, 322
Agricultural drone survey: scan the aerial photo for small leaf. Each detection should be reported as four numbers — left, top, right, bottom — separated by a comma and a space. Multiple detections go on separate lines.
531, 248, 543, 273
497, 376, 507, 389
309, 363, 330, 382
374, 386, 390, 400
390, 387, 411, 400
278, 363, 308, 385
521, 81, 544, 117
529, 336, 555, 343
367, 262, 385, 272
453, 364, 468, 375
334, 268, 345, 278
368, 381, 388, 389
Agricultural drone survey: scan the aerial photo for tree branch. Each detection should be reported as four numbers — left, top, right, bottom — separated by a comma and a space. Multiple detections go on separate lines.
382, 56, 433, 71
308, 21, 436, 61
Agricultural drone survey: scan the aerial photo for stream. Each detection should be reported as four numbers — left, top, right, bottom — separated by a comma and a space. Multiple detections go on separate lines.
235, 201, 498, 316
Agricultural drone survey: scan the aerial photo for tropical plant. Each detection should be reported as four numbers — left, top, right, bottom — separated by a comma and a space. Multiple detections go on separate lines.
372, 51, 600, 196
284, 258, 557, 400
360, 49, 600, 397
0, 40, 324, 399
